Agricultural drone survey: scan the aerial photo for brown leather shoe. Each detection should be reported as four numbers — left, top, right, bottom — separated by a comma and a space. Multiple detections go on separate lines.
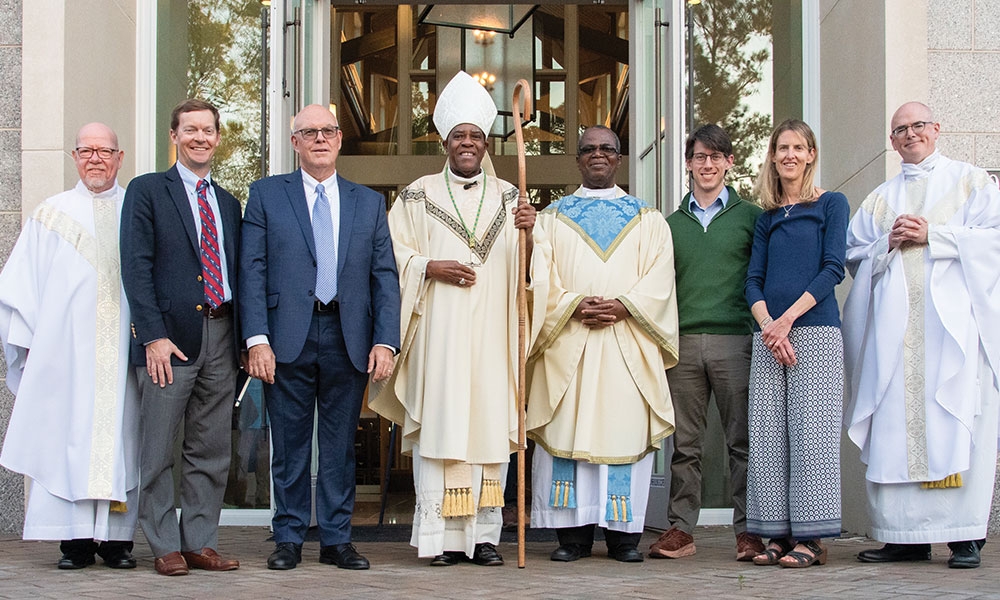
181, 548, 240, 571
648, 527, 695, 559
154, 551, 189, 576
735, 532, 766, 562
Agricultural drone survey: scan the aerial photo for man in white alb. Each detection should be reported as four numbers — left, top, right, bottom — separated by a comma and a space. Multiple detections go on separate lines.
844, 101, 1000, 569
0, 123, 139, 570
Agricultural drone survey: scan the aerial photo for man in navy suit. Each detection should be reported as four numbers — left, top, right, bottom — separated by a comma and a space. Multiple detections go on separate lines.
239, 104, 400, 571
120, 99, 242, 576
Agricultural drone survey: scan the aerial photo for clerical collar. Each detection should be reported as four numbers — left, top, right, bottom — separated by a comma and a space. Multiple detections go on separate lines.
75, 179, 120, 199
579, 186, 618, 199
901, 150, 941, 182
447, 167, 484, 186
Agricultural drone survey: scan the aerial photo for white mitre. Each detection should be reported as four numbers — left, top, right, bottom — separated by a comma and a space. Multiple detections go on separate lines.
433, 70, 498, 138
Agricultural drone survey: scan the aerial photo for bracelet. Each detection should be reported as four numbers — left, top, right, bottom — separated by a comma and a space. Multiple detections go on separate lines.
759, 316, 773, 327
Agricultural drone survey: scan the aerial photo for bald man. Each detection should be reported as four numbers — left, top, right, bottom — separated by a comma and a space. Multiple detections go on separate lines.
240, 104, 400, 571
0, 123, 140, 570
844, 102, 1000, 569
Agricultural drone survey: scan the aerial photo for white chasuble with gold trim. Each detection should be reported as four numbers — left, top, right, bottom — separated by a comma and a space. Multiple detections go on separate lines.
845, 153, 1000, 485
0, 182, 139, 509
372, 169, 522, 466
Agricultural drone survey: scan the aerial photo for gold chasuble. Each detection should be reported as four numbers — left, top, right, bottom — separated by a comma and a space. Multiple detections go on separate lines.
527, 190, 679, 464
372, 169, 522, 466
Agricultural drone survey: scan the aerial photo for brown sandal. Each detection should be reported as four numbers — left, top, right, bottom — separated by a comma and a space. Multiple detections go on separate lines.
752, 537, 794, 566
778, 539, 827, 568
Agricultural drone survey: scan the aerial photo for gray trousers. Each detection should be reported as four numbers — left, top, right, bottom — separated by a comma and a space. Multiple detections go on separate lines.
665, 334, 751, 535
136, 316, 236, 557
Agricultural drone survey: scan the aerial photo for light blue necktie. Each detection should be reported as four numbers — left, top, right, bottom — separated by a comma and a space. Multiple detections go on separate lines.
312, 183, 337, 303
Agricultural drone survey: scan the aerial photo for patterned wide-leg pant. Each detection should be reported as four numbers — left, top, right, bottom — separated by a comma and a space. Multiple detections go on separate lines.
746, 325, 842, 540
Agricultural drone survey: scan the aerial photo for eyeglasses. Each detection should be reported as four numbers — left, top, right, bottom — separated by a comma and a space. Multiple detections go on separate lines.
294, 126, 340, 141
690, 152, 728, 165
579, 144, 619, 156
75, 147, 119, 160
891, 121, 934, 139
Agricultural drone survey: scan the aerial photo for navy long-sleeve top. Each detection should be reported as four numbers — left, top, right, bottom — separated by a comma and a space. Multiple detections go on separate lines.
745, 190, 849, 329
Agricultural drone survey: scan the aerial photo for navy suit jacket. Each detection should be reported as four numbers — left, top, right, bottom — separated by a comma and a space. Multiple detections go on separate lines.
120, 164, 243, 367
239, 170, 400, 371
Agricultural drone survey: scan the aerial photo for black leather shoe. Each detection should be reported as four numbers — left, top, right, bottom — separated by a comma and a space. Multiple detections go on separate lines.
267, 542, 302, 570
550, 543, 592, 562
472, 543, 504, 566
857, 543, 931, 563
948, 539, 985, 569
57, 553, 96, 570
320, 543, 370, 570
57, 539, 98, 570
97, 542, 137, 569
608, 544, 644, 563
430, 551, 463, 566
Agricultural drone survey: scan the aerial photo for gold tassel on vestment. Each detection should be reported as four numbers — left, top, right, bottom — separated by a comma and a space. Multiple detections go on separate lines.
921, 472, 963, 489
620, 497, 627, 522
442, 461, 475, 517
442, 487, 475, 517
110, 501, 127, 513
478, 463, 505, 509
611, 495, 619, 521
478, 480, 504, 508
443, 489, 453, 515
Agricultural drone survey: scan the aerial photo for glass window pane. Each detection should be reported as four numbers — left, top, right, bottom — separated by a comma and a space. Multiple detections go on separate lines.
688, 0, 773, 198
411, 81, 444, 156
184, 0, 264, 204
156, 0, 268, 512
225, 378, 271, 509
412, 23, 436, 71
496, 80, 565, 158
337, 8, 400, 156
534, 7, 565, 71
577, 5, 629, 153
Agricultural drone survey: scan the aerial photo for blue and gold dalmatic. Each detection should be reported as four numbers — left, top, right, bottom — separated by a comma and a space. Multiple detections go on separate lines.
542, 195, 651, 261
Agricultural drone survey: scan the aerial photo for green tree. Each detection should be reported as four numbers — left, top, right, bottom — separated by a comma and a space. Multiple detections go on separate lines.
188, 0, 263, 204
689, 0, 772, 198
411, 81, 442, 156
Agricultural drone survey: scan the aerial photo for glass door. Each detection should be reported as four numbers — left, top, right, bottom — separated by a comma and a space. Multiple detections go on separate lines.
266, 0, 723, 530
150, 0, 272, 526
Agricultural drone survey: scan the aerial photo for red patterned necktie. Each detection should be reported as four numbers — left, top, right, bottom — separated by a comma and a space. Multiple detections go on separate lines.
197, 179, 225, 309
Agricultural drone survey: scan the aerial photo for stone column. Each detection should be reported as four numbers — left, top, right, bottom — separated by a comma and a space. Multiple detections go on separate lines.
0, 0, 24, 535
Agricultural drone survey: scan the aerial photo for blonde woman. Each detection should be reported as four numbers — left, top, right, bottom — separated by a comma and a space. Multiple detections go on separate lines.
743, 119, 848, 568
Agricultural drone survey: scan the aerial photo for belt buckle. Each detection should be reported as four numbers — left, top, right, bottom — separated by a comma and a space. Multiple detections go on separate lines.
316, 299, 338, 313
207, 302, 230, 319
